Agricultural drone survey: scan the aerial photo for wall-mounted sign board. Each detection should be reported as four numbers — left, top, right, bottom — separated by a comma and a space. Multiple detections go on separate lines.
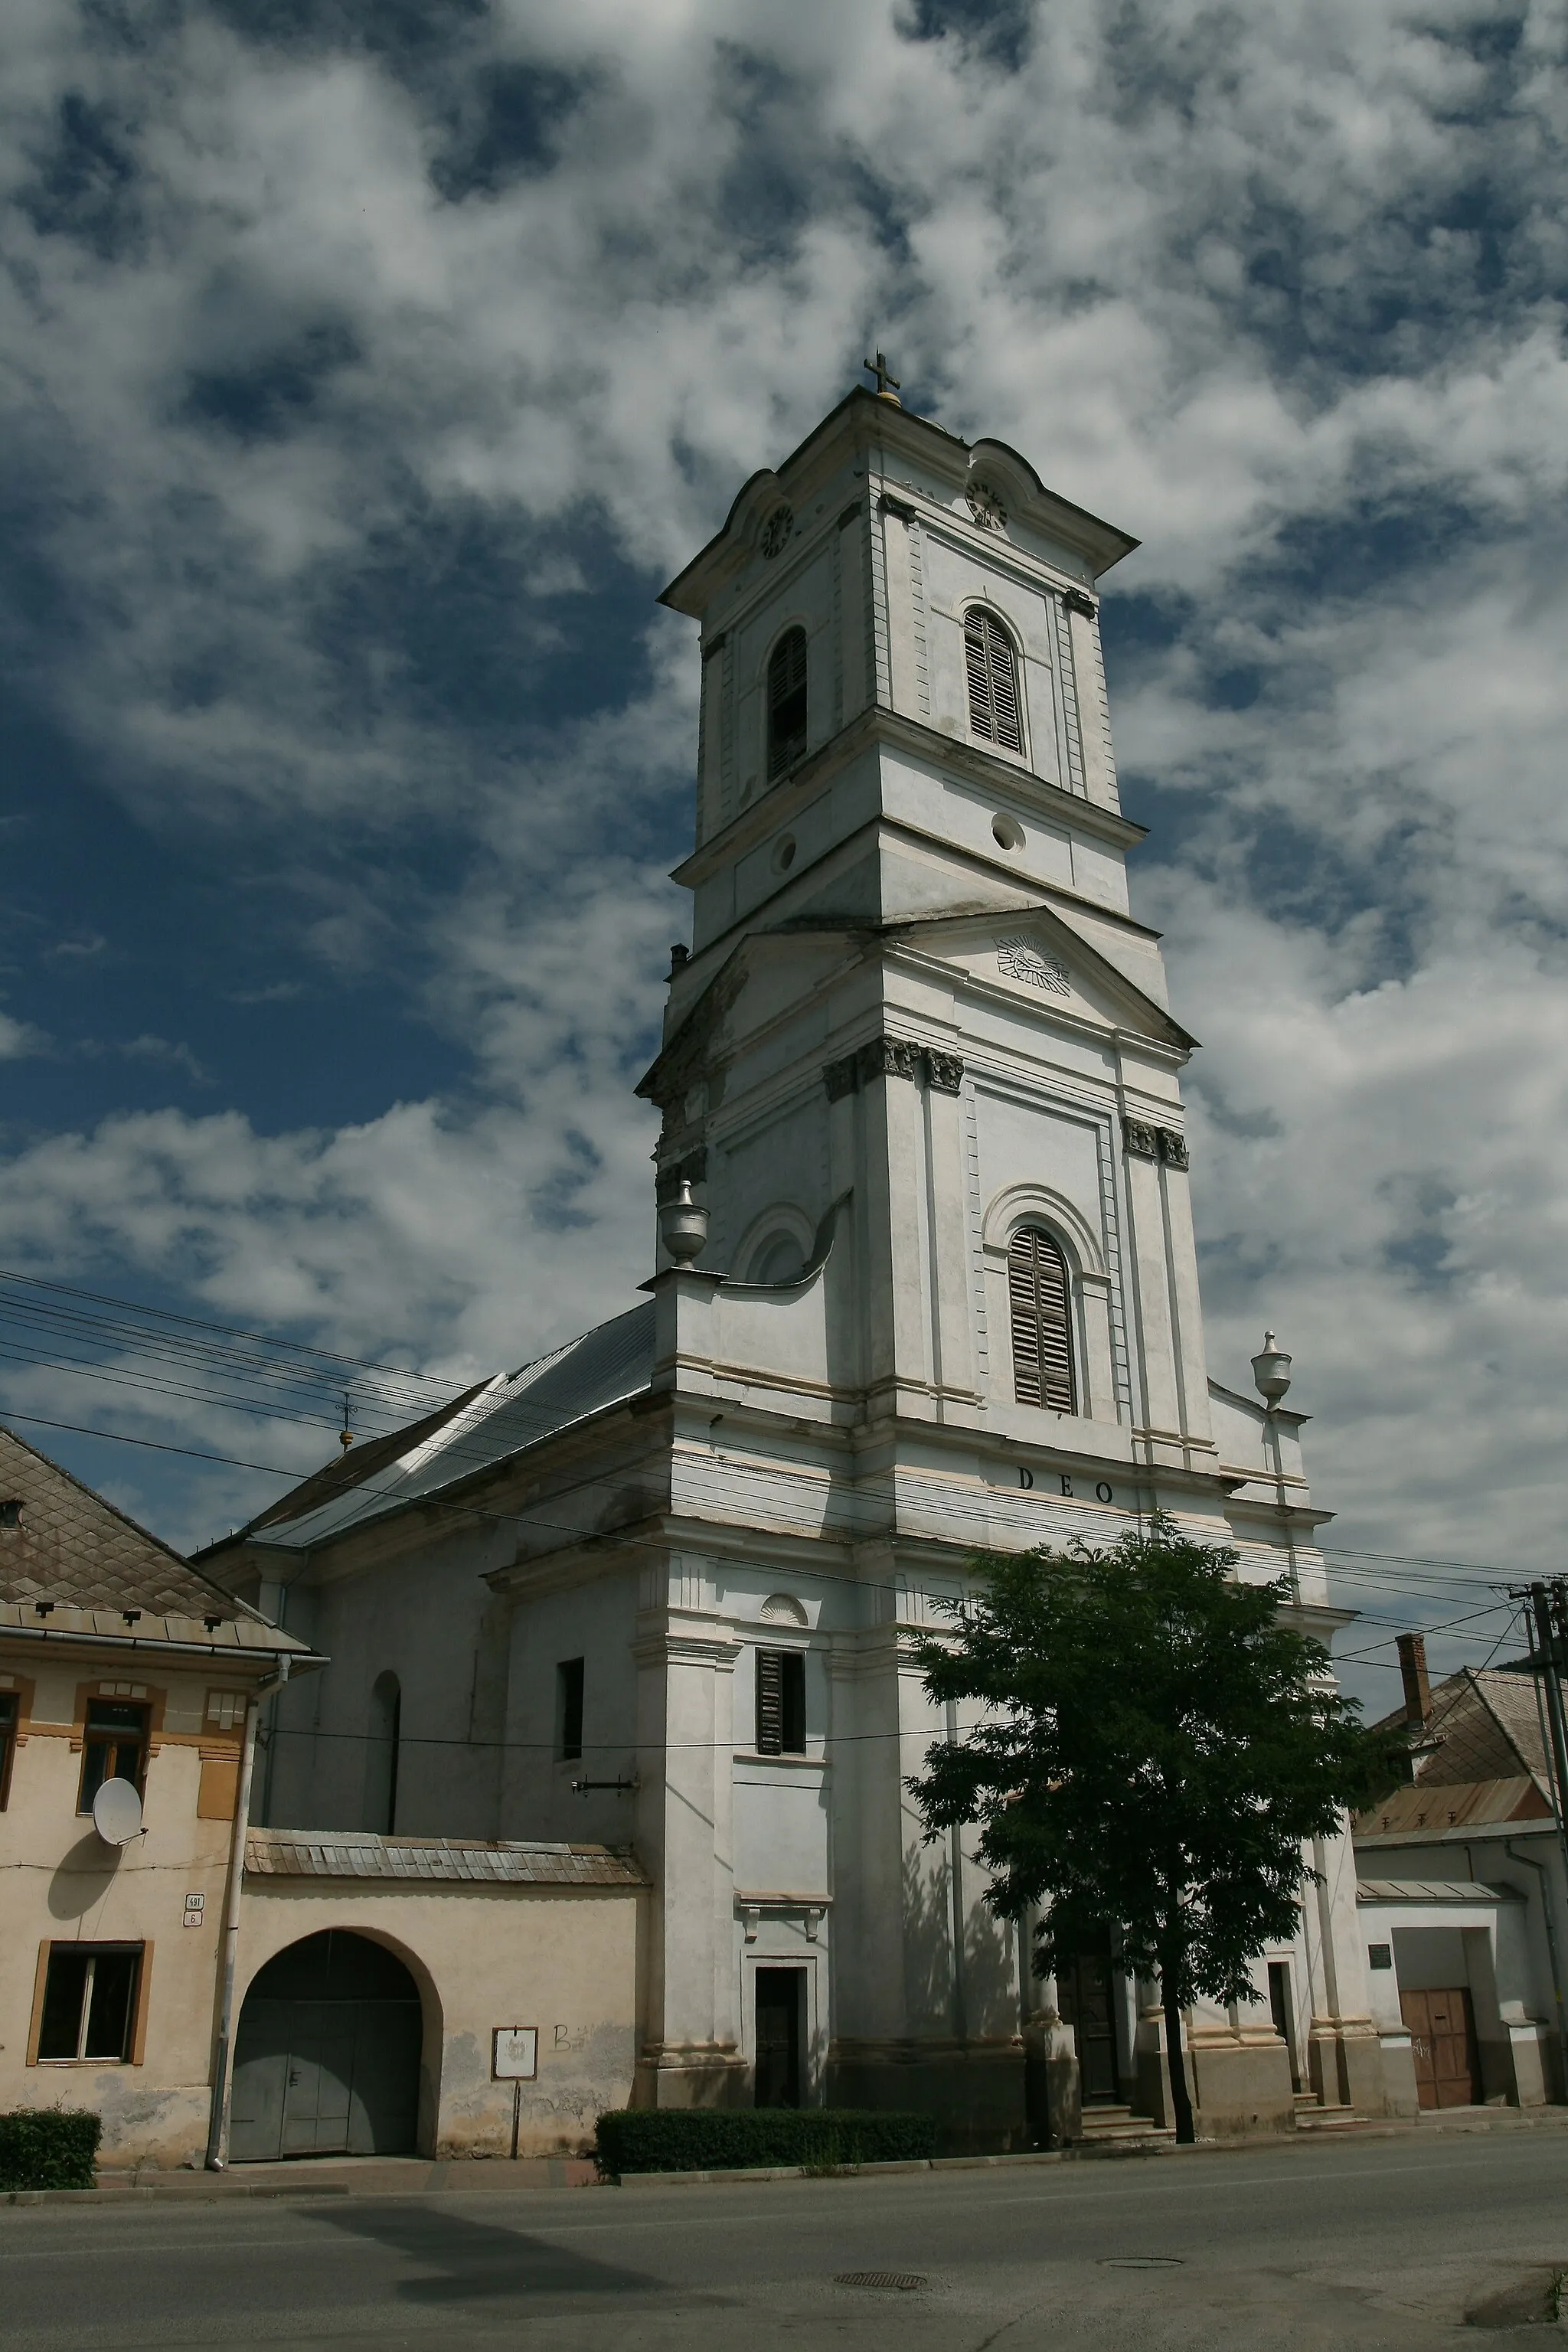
493, 2027, 538, 2080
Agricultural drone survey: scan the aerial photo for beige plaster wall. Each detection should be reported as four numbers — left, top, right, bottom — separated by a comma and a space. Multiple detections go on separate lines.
236, 1880, 645, 2160
0, 1650, 245, 2168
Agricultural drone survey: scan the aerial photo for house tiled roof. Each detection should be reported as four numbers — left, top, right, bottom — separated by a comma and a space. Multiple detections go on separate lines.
1370, 1667, 1550, 1789
246, 1829, 647, 1887
1354, 1775, 1549, 1839
0, 1423, 289, 1632
1356, 1665, 1556, 1840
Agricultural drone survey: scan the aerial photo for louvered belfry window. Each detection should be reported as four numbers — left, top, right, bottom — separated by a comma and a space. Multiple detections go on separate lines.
1008, 1225, 1076, 1412
965, 608, 1023, 753
756, 1648, 806, 1755
766, 628, 808, 781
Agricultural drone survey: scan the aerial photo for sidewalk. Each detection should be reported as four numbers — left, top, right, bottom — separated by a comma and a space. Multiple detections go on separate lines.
11, 2102, 1568, 2207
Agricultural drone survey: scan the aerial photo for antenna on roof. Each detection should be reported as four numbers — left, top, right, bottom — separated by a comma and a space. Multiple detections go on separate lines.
339, 1392, 354, 1451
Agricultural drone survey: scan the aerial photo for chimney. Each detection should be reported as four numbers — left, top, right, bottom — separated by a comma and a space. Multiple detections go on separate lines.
1397, 1632, 1432, 1728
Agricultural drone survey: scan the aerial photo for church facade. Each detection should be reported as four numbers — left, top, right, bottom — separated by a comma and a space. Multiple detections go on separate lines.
208, 384, 1404, 2146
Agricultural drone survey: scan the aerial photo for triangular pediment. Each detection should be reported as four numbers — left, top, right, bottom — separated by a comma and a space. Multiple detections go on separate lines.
885, 904, 1196, 1052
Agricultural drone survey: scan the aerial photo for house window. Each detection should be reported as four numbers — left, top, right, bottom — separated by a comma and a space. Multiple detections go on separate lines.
766, 628, 808, 781
756, 1650, 806, 1756
1008, 1225, 1076, 1413
557, 1658, 585, 1762
0, 1690, 16, 1807
77, 1700, 149, 1815
37, 1944, 142, 2063
965, 608, 1023, 753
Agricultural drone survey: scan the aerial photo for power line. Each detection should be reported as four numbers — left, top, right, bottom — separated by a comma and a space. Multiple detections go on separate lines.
0, 1275, 1544, 1597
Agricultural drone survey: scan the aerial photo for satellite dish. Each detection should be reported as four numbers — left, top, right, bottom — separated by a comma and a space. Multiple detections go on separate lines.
92, 1779, 143, 1847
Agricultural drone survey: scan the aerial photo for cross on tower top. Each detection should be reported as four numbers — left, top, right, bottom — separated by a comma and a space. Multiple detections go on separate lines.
862, 350, 901, 403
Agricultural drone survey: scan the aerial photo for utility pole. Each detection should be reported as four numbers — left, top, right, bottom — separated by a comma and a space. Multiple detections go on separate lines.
1512, 1582, 1568, 1896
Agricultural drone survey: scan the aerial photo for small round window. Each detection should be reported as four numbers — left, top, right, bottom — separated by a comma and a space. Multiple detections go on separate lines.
992, 814, 1024, 852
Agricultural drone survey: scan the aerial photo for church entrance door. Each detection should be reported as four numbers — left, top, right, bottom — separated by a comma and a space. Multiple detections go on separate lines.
1059, 1942, 1121, 2105
753, 1968, 803, 2108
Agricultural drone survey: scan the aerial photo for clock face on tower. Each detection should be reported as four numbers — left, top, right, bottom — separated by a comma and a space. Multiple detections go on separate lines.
966, 480, 1007, 531
760, 504, 794, 558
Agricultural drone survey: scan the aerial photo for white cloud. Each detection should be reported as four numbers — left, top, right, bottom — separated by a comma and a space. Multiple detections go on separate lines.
2, 0, 1566, 1671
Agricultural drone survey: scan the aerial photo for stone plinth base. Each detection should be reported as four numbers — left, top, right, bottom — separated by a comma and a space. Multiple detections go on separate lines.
1308, 2021, 1387, 2115
633, 2043, 750, 2110
828, 2037, 1028, 2153
1190, 2037, 1295, 2138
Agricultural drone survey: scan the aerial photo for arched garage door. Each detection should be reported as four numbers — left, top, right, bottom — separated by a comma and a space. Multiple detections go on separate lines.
230, 1930, 422, 2161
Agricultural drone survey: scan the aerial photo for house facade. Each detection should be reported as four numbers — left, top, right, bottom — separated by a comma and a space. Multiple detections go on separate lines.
1354, 1635, 1565, 2114
0, 1425, 314, 2167
208, 383, 1400, 2146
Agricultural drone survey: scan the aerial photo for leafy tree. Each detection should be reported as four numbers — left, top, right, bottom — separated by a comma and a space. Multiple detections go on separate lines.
908, 1514, 1405, 2143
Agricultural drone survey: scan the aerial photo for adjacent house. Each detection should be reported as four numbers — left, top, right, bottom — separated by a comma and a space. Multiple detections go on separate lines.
1354, 1634, 1564, 2114
0, 1424, 316, 2168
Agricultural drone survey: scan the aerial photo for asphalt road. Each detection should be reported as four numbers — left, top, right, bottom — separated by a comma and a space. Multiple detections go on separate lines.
4, 2132, 1568, 2350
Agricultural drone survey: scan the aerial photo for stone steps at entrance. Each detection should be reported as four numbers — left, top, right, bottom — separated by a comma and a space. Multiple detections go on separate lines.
1077, 2105, 1174, 2145
1293, 2098, 1375, 2134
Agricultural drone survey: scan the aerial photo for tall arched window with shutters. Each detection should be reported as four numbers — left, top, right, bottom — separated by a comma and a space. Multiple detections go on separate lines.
965, 607, 1023, 753
1008, 1225, 1076, 1412
766, 627, 808, 781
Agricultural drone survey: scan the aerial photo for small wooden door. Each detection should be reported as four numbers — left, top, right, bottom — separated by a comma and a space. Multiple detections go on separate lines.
1060, 1949, 1121, 2105
753, 1968, 803, 2109
1402, 1987, 1480, 2109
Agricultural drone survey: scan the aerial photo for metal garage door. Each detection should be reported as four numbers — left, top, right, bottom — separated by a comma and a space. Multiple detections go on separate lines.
229, 1930, 423, 2161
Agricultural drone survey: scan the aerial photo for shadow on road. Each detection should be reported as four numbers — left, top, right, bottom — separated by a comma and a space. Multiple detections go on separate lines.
309, 2198, 663, 2306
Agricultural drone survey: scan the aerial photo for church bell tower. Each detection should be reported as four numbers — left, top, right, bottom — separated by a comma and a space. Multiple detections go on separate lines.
644, 375, 1217, 1477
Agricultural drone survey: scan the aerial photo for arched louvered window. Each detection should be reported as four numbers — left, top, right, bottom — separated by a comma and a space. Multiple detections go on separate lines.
766, 628, 808, 781
965, 608, 1023, 753
1008, 1225, 1076, 1412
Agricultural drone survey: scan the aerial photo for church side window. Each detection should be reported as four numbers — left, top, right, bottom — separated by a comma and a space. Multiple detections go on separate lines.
557, 1658, 585, 1762
1008, 1225, 1076, 1413
756, 1649, 805, 1755
766, 628, 808, 781
965, 608, 1023, 753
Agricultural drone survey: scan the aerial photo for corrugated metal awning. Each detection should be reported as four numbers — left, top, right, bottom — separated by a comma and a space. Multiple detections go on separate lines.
247, 1829, 646, 1888
1357, 1878, 1524, 1906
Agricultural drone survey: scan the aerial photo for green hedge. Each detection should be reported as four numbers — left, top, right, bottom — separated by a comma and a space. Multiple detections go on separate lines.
0, 2109, 102, 2192
595, 2108, 936, 2177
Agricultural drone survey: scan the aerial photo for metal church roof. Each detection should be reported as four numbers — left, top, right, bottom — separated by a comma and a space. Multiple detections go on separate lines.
227, 1302, 656, 1553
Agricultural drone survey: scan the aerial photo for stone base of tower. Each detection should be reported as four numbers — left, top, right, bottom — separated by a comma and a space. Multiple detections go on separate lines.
827, 2037, 1029, 2154
633, 2042, 750, 2110
1132, 2027, 1295, 2138
1308, 2018, 1400, 2115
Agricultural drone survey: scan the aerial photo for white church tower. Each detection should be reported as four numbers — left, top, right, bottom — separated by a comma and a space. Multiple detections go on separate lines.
629, 376, 1387, 2136
227, 376, 1400, 2151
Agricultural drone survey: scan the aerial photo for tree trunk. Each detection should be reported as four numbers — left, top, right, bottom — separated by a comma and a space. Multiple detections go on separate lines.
1161, 1970, 1196, 2145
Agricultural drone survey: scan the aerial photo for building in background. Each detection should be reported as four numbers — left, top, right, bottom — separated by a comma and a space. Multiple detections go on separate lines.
1354, 1632, 1563, 2113
206, 381, 1402, 2148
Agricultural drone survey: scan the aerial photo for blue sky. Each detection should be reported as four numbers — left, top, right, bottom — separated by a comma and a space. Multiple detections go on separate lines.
4, 0, 1567, 1703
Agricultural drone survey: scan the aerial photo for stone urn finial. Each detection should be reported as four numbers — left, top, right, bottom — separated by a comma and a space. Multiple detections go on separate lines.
1251, 1329, 1292, 1408
658, 1180, 709, 1267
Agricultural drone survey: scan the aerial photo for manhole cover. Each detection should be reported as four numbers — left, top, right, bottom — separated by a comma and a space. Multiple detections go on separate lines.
1100, 2257, 1184, 2270
835, 2271, 929, 2292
